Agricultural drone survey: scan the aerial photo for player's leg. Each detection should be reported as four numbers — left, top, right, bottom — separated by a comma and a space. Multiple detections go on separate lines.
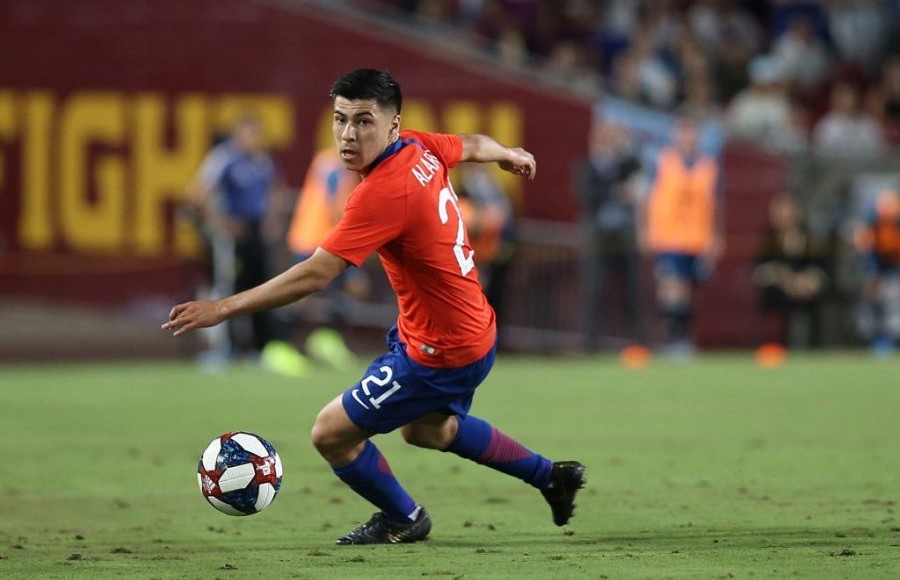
311, 395, 430, 544
402, 413, 585, 526
403, 412, 551, 487
655, 253, 694, 352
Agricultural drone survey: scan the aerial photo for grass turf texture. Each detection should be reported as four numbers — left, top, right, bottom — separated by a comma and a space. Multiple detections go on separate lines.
0, 354, 898, 579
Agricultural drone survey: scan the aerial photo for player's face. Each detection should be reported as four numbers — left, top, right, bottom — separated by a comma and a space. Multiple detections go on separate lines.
332, 97, 400, 174
673, 122, 699, 156
234, 120, 264, 155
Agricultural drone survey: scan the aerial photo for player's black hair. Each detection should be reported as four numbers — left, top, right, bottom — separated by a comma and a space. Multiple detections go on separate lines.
329, 69, 402, 114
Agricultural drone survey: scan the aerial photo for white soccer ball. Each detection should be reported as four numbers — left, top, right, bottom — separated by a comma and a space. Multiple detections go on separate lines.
197, 432, 283, 516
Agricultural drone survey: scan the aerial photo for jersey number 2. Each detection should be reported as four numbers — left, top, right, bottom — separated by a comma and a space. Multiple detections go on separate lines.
439, 186, 475, 276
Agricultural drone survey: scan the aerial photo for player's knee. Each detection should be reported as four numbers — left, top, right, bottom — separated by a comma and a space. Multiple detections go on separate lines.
309, 417, 333, 455
310, 410, 344, 456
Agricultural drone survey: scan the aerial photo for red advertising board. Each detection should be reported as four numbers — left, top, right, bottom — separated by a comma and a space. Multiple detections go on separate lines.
0, 0, 591, 304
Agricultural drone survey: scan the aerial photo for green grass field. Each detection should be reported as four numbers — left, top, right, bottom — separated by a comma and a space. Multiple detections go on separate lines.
1, 353, 899, 579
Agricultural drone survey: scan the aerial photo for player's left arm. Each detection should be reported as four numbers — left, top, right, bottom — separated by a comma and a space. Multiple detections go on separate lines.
162, 248, 348, 336
458, 134, 536, 180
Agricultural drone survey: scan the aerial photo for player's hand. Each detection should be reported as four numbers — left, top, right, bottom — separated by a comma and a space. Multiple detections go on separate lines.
161, 300, 225, 337
499, 147, 536, 180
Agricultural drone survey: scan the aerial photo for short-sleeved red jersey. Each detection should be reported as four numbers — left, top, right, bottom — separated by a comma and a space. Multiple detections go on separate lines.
321, 130, 495, 368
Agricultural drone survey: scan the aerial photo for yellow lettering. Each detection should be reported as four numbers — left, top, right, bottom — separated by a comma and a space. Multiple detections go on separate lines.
487, 102, 523, 209
399, 100, 437, 135
19, 92, 55, 250
0, 91, 14, 190
59, 93, 126, 253
316, 105, 335, 152
442, 101, 481, 135
214, 96, 294, 148
132, 93, 206, 255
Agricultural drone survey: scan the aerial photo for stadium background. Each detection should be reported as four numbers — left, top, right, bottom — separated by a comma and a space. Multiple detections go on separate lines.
2, 2, 900, 578
0, 0, 896, 359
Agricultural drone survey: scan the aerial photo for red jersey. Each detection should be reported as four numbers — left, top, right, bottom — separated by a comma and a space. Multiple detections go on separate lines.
321, 130, 496, 368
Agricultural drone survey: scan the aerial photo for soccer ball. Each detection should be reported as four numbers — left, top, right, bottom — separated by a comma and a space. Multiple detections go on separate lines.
197, 432, 283, 516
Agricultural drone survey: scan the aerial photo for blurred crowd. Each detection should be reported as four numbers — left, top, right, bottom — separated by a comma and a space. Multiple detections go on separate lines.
185, 1, 900, 360
358, 0, 900, 153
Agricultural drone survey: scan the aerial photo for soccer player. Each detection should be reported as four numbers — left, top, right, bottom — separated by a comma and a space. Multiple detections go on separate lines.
163, 69, 585, 545
641, 117, 723, 355
854, 189, 900, 355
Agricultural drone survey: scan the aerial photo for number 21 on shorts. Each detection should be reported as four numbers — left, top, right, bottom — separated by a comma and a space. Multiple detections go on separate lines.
351, 366, 402, 410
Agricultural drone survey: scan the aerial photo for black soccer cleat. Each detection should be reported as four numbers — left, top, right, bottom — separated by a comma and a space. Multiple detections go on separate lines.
336, 507, 432, 545
540, 461, 586, 526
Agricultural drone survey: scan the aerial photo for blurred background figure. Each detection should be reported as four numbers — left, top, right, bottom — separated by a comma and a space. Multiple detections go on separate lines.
726, 55, 791, 147
286, 147, 364, 369
866, 55, 900, 145
186, 114, 306, 374
641, 117, 723, 356
456, 164, 517, 338
770, 13, 828, 97
573, 121, 642, 351
813, 81, 885, 158
753, 194, 828, 349
853, 190, 900, 357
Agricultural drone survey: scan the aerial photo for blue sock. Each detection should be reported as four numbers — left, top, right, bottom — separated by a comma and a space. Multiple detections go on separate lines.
332, 440, 418, 522
446, 415, 553, 489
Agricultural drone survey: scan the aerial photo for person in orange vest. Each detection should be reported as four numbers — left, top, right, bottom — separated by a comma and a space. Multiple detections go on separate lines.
854, 189, 900, 355
455, 164, 516, 331
640, 117, 724, 355
286, 148, 364, 368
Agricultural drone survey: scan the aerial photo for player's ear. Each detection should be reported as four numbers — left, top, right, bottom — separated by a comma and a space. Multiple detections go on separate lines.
390, 114, 401, 139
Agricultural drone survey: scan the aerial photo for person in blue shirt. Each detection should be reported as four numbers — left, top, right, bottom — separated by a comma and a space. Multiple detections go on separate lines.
187, 114, 306, 374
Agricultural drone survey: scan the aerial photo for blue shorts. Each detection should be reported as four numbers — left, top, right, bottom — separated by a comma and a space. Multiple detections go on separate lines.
654, 252, 709, 282
341, 327, 496, 434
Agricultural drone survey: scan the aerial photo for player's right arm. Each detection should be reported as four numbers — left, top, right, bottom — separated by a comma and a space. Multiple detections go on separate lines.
162, 248, 348, 336
458, 134, 536, 180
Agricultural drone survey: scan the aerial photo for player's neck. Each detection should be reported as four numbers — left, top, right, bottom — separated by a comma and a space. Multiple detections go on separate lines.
362, 137, 404, 178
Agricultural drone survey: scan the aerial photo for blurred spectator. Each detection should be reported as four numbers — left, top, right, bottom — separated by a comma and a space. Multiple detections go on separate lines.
753, 194, 828, 348
573, 122, 643, 350
594, 0, 641, 76
853, 189, 900, 356
812, 81, 885, 158
768, 1, 830, 42
362, 0, 900, 132
456, 164, 517, 332
679, 74, 722, 123
687, 0, 762, 57
671, 30, 713, 98
186, 115, 305, 374
610, 49, 647, 105
711, 32, 754, 104
543, 39, 601, 93
866, 55, 900, 145
619, 32, 678, 109
286, 147, 364, 369
726, 55, 792, 146
770, 13, 829, 94
767, 96, 811, 154
641, 118, 723, 355
826, 0, 888, 75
